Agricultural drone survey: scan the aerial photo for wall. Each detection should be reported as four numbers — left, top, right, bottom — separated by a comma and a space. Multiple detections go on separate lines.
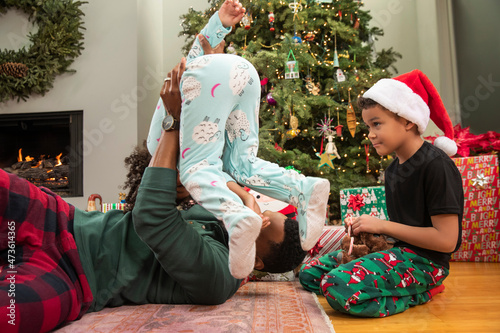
137, 0, 209, 146
0, 0, 138, 210
361, 0, 459, 137
453, 0, 500, 133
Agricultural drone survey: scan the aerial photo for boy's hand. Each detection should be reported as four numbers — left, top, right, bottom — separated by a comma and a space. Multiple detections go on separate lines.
350, 214, 383, 235
219, 0, 245, 28
198, 34, 225, 54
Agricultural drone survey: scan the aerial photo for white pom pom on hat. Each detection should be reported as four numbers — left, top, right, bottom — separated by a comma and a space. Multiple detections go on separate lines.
363, 69, 457, 156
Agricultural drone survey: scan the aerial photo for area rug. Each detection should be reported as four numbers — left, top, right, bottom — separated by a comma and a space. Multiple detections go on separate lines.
55, 281, 335, 332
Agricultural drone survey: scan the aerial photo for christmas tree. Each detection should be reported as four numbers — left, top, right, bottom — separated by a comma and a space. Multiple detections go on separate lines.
179, 0, 401, 222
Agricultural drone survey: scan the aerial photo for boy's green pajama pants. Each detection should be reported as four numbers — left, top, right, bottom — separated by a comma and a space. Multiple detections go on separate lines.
299, 247, 449, 317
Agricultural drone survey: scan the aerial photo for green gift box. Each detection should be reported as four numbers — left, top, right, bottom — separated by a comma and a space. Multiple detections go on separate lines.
339, 186, 388, 225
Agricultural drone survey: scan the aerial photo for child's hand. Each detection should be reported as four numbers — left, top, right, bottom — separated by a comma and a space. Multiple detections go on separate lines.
219, 0, 245, 28
242, 194, 262, 216
198, 34, 225, 54
350, 214, 383, 235
261, 214, 271, 229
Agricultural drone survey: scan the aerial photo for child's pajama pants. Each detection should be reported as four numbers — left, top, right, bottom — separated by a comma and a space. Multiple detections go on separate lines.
299, 247, 449, 317
147, 12, 329, 278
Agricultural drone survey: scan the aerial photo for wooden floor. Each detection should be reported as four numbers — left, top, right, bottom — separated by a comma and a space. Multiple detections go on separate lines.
318, 262, 500, 333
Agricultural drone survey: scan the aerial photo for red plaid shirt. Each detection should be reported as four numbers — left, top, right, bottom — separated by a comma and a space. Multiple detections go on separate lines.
0, 169, 92, 332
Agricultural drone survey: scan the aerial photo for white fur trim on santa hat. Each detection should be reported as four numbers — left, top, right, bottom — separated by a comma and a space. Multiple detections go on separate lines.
363, 78, 430, 134
434, 136, 458, 156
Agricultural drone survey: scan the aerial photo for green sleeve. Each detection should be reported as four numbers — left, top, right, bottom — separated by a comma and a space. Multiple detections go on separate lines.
186, 11, 232, 62
132, 167, 239, 304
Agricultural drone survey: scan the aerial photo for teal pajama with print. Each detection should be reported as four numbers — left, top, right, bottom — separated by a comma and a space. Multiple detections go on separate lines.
147, 11, 329, 278
299, 248, 449, 317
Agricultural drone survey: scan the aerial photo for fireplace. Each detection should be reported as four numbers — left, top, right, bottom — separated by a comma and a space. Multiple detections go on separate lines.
0, 111, 83, 197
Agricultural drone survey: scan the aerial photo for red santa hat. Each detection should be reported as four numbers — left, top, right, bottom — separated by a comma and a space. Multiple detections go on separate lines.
363, 69, 457, 156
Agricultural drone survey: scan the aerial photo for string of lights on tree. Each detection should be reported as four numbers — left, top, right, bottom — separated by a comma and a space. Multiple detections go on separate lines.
179, 0, 401, 221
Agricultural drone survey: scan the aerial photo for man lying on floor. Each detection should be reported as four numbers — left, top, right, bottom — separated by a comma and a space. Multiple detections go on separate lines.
0, 56, 307, 333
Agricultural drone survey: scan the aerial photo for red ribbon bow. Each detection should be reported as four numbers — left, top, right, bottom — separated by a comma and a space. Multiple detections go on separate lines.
308, 242, 324, 256
347, 194, 365, 211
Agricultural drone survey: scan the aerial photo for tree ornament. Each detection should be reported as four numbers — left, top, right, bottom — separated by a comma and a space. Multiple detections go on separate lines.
354, 16, 360, 29
333, 33, 345, 82
0, 0, 86, 102
346, 93, 357, 137
286, 114, 300, 138
316, 114, 334, 136
285, 50, 300, 79
227, 42, 237, 54
305, 75, 320, 95
292, 33, 302, 44
334, 111, 343, 137
242, 12, 252, 30
304, 32, 315, 42
325, 134, 341, 159
333, 49, 340, 67
266, 91, 277, 106
268, 11, 275, 31
364, 144, 371, 173
316, 152, 335, 169
335, 68, 346, 82
288, 1, 303, 21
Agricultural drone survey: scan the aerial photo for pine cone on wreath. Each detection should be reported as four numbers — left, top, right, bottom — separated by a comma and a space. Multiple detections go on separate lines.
0, 62, 29, 78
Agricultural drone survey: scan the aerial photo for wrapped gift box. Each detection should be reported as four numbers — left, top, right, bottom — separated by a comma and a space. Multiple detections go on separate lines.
302, 226, 346, 265
451, 154, 499, 262
101, 203, 127, 213
339, 186, 388, 225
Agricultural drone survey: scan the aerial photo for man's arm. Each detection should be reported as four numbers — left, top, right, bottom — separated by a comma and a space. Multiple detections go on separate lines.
133, 59, 240, 304
148, 58, 185, 169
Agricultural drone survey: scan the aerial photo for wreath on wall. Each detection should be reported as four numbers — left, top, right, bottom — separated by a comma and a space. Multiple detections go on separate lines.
0, 0, 86, 103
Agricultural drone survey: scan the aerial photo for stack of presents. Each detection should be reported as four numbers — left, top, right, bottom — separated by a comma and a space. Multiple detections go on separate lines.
249, 152, 499, 281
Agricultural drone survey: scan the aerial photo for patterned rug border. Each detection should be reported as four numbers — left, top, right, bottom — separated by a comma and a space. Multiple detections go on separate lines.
56, 281, 335, 332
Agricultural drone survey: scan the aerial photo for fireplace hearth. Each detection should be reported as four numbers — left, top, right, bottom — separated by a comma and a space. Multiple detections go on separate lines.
0, 111, 83, 197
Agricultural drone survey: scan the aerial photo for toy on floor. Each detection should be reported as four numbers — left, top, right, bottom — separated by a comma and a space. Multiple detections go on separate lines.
338, 219, 394, 264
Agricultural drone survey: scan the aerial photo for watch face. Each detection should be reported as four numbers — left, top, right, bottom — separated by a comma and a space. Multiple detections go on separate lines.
162, 115, 174, 131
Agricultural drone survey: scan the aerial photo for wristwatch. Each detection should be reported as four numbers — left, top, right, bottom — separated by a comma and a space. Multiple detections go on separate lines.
161, 114, 180, 131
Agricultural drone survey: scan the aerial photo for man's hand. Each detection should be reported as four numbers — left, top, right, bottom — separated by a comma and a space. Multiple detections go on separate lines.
198, 34, 225, 55
219, 0, 245, 28
161, 58, 186, 120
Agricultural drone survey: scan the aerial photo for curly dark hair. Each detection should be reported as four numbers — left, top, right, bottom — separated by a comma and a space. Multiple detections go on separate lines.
257, 218, 307, 273
122, 141, 151, 212
357, 96, 388, 111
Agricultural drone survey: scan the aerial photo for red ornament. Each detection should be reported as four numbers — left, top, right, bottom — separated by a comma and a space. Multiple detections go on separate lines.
335, 124, 343, 137
269, 11, 275, 31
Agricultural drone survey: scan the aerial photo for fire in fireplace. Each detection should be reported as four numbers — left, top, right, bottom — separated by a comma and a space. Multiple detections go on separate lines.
0, 111, 83, 197
10, 149, 69, 190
